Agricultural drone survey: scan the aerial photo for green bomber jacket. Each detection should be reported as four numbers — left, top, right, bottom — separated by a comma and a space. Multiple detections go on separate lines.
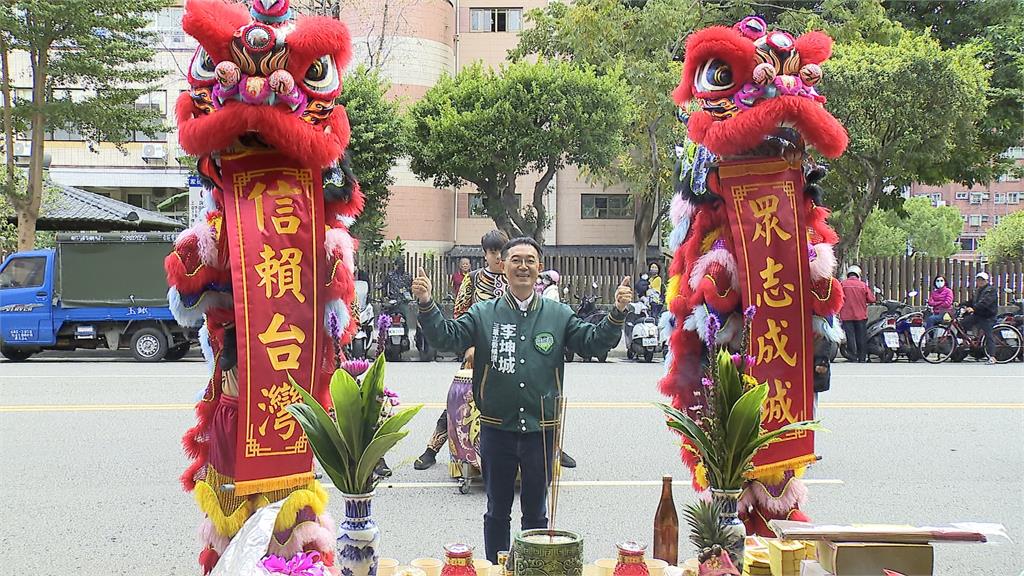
417, 292, 625, 433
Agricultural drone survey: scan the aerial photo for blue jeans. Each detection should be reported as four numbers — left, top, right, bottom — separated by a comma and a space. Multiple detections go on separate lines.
925, 314, 946, 329
480, 426, 555, 563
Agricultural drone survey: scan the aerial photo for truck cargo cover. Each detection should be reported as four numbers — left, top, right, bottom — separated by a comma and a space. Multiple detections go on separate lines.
56, 232, 177, 308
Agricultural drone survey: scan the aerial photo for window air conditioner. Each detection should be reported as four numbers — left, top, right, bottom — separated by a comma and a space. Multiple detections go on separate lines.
142, 143, 167, 161
13, 141, 31, 159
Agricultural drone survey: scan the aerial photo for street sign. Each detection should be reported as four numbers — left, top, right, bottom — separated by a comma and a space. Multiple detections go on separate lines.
187, 175, 204, 226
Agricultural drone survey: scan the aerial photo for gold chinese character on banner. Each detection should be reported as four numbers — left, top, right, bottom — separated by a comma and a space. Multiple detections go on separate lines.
258, 313, 307, 370
756, 318, 797, 366
247, 180, 302, 234
757, 257, 795, 308
763, 378, 799, 425
256, 382, 302, 440
255, 245, 305, 303
749, 195, 792, 246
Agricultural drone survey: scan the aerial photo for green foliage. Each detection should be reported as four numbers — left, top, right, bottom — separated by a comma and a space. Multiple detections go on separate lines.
337, 66, 405, 252
979, 210, 1024, 263
683, 499, 741, 551
859, 196, 962, 258
285, 355, 422, 494
822, 30, 990, 258
380, 237, 406, 260
407, 59, 630, 242
510, 0, 699, 266
657, 349, 825, 491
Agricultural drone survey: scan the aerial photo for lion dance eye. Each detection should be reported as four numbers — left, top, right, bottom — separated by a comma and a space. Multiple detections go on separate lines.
694, 59, 734, 92
303, 55, 339, 94
190, 47, 217, 82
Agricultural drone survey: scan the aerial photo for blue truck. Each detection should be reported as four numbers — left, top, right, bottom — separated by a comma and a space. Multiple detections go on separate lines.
0, 232, 197, 362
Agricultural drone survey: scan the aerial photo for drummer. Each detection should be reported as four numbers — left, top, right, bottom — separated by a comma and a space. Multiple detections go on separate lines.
415, 229, 509, 471
413, 237, 632, 562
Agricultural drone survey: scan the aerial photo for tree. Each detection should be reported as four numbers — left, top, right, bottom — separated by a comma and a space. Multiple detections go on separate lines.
511, 0, 703, 273
859, 196, 962, 258
340, 0, 421, 71
820, 31, 990, 260
979, 210, 1024, 263
337, 66, 405, 252
407, 60, 630, 242
0, 0, 168, 251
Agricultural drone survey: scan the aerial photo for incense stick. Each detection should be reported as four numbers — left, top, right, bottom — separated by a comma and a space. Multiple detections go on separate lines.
540, 395, 551, 541
549, 396, 567, 540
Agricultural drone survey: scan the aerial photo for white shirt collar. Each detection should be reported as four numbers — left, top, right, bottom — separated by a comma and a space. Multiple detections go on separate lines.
513, 292, 534, 311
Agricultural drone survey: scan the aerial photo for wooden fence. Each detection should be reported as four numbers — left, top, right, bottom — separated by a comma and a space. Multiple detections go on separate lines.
358, 252, 1024, 307
857, 257, 1024, 306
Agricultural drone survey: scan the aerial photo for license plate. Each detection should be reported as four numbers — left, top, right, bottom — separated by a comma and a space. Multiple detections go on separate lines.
1001, 329, 1018, 340
388, 327, 405, 336
642, 337, 657, 347
883, 332, 899, 348
910, 327, 925, 341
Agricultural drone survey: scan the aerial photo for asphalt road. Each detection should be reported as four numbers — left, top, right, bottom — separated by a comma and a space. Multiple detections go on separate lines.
0, 353, 1021, 575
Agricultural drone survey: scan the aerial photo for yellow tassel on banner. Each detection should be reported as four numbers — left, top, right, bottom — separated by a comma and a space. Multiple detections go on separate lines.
666, 274, 681, 304
194, 481, 252, 537
748, 455, 817, 481
273, 481, 329, 532
233, 471, 314, 497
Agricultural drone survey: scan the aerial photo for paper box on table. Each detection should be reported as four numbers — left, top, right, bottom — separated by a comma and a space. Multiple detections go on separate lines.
816, 541, 933, 575
768, 539, 807, 575
799, 560, 832, 576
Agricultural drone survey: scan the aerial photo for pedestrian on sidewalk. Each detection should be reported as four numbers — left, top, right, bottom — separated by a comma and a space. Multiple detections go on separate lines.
412, 237, 631, 563
839, 265, 875, 362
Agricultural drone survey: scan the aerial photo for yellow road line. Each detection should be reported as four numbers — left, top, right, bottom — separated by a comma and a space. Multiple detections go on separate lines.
1, 401, 1021, 413
374, 479, 844, 489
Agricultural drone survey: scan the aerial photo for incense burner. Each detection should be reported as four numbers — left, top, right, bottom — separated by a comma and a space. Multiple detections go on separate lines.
514, 529, 583, 576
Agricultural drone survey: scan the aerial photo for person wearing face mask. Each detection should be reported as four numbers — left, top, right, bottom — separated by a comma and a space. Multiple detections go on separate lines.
925, 276, 954, 329
413, 237, 631, 563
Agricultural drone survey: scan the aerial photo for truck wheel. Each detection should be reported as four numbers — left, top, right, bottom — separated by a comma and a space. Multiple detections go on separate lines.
131, 328, 167, 362
164, 343, 190, 361
0, 346, 34, 361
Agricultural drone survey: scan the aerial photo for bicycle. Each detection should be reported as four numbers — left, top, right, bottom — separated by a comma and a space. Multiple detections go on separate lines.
917, 307, 1023, 364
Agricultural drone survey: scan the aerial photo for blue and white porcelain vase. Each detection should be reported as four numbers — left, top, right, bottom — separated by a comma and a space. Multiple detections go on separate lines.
336, 492, 380, 576
710, 489, 746, 571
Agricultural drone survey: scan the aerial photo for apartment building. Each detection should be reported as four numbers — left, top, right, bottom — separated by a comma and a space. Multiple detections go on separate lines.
908, 147, 1024, 260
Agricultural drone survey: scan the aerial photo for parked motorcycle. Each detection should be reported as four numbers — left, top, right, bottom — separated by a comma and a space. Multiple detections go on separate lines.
379, 293, 412, 362
624, 295, 659, 363
999, 288, 1023, 362
894, 291, 924, 361
864, 290, 918, 363
564, 282, 609, 363
347, 280, 376, 359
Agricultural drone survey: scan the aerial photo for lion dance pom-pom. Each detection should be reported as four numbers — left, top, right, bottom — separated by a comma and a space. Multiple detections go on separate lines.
660, 16, 848, 536
164, 0, 364, 572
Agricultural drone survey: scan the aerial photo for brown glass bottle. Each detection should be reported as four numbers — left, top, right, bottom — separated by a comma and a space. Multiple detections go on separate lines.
653, 474, 679, 565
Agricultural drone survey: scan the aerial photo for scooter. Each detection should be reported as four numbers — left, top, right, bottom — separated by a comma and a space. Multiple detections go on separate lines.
999, 289, 1023, 362
893, 291, 923, 361
379, 293, 412, 362
624, 295, 659, 363
564, 282, 609, 363
864, 289, 917, 363
347, 280, 376, 360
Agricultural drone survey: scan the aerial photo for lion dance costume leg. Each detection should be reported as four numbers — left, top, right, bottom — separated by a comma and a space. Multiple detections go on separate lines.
164, 1, 364, 572
660, 17, 848, 536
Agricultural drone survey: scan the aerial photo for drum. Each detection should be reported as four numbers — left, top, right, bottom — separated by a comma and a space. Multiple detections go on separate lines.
446, 368, 480, 478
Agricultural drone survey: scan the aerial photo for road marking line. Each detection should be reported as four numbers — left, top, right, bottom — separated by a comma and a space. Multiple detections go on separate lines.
1, 402, 1021, 413
368, 479, 844, 489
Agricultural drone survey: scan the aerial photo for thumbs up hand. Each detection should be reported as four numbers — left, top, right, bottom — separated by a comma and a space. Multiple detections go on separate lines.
614, 275, 633, 312
411, 267, 433, 304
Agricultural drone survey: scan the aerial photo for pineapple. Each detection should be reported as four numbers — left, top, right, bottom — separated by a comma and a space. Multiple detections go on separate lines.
683, 499, 742, 551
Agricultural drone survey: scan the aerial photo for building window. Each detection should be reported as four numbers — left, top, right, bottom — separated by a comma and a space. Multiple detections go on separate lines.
969, 192, 984, 205
955, 191, 969, 200
994, 215, 1002, 225
468, 193, 521, 218
133, 92, 167, 142
470, 8, 522, 32
959, 237, 977, 251
981, 214, 990, 223
994, 193, 1006, 205
1008, 192, 1021, 205
968, 214, 982, 227
581, 194, 633, 219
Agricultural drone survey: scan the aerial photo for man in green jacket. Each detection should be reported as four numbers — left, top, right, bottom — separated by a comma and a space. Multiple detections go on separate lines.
412, 237, 632, 563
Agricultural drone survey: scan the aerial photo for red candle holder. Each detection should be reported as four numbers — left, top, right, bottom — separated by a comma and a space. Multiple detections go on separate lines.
613, 541, 650, 576
441, 543, 476, 576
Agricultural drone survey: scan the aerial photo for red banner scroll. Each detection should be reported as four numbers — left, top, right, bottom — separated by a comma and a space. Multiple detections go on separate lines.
719, 158, 817, 476
220, 148, 327, 496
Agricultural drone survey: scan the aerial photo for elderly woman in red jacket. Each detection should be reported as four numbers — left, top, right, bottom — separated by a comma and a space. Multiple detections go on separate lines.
925, 275, 954, 329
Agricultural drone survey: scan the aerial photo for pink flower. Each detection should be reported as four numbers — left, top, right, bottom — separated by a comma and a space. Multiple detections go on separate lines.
341, 359, 370, 378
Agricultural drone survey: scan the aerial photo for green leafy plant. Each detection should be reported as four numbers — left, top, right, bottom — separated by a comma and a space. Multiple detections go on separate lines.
657, 311, 826, 491
286, 355, 421, 495
683, 499, 742, 551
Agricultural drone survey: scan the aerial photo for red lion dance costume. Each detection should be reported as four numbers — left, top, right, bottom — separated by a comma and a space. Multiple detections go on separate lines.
660, 17, 848, 536
165, 0, 363, 572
